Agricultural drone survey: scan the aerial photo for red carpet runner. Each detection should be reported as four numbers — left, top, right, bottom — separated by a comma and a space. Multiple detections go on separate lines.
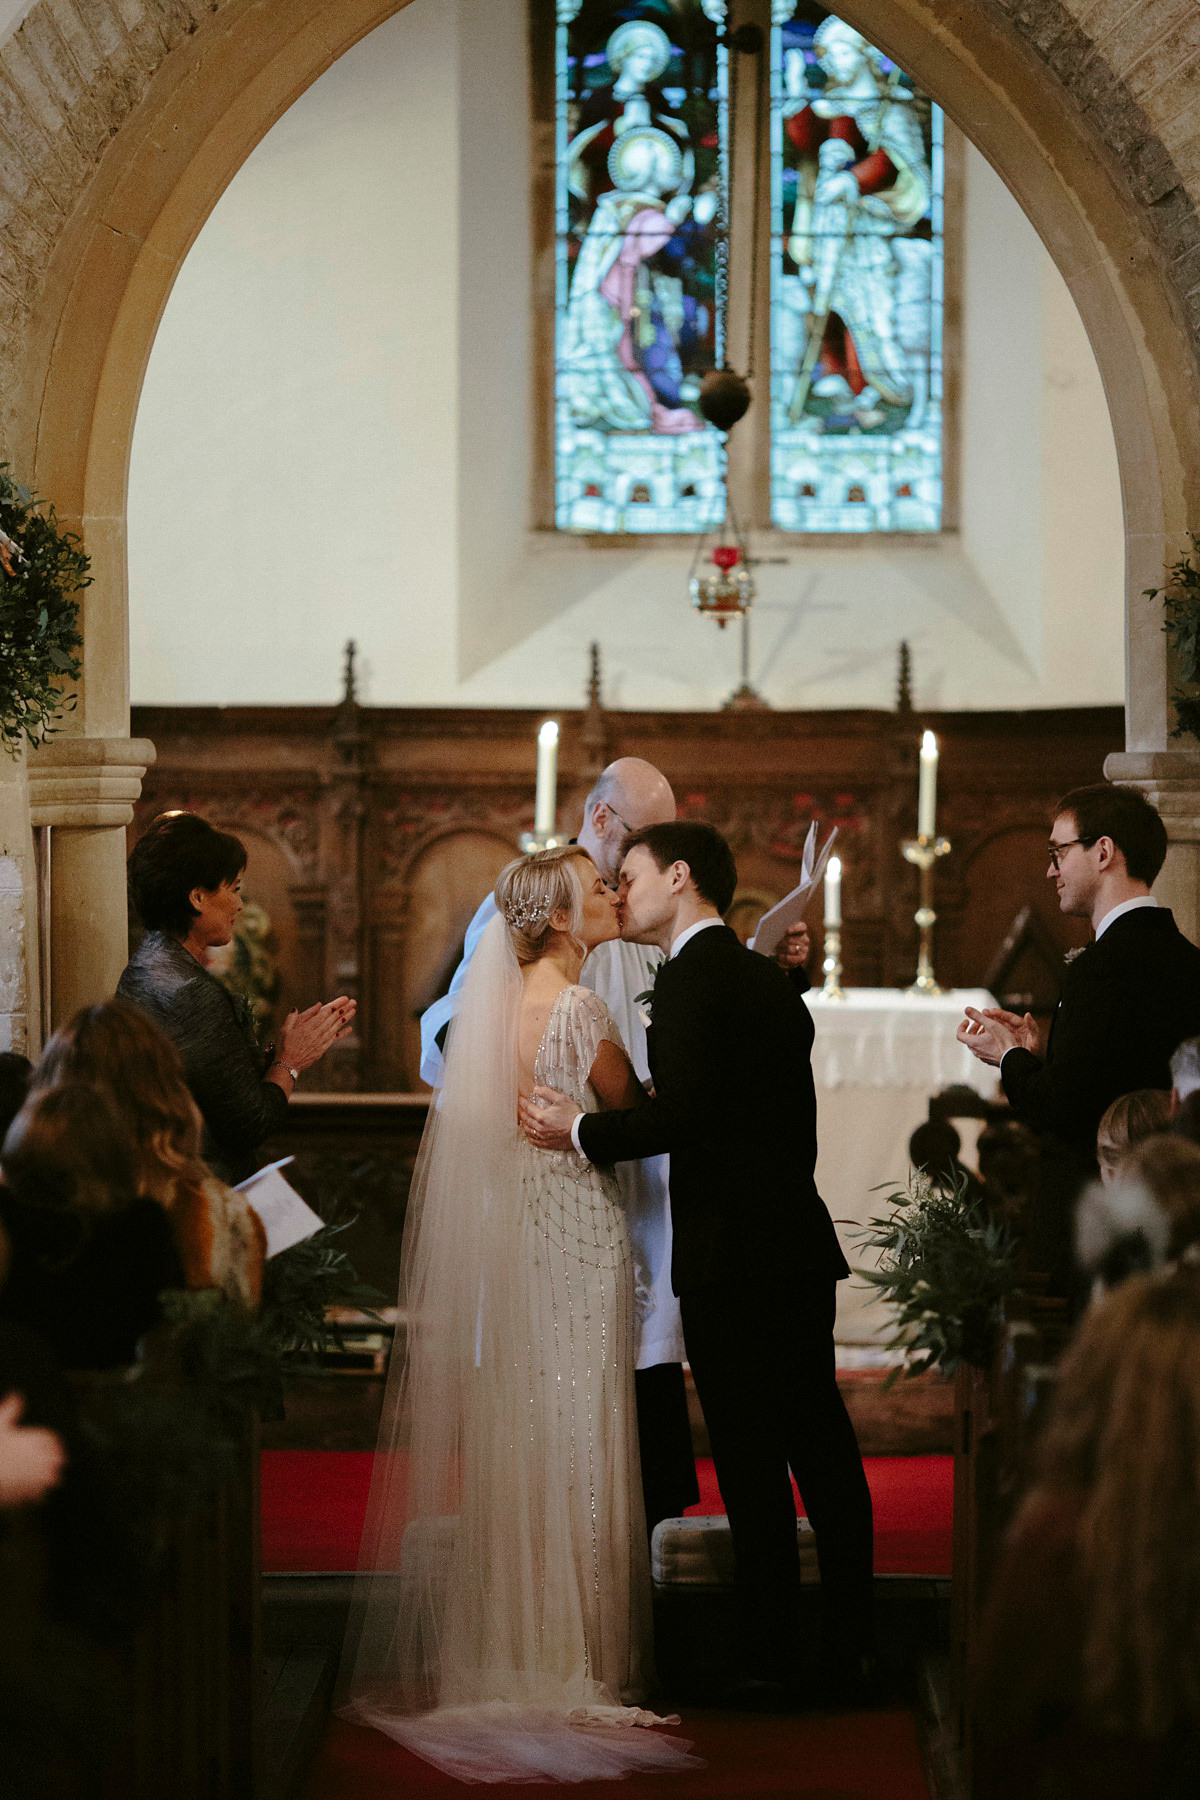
301, 1708, 932, 1799
261, 1451, 952, 1577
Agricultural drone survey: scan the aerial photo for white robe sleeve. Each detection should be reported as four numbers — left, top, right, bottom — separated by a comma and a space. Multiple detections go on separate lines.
418, 893, 500, 1088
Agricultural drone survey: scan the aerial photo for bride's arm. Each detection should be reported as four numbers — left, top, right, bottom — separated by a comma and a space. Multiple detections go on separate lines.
588, 1038, 644, 1112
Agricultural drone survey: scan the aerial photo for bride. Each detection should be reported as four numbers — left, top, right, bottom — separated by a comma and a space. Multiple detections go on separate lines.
340, 846, 699, 1782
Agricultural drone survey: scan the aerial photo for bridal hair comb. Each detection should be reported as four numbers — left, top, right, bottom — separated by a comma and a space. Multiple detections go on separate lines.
504, 898, 551, 930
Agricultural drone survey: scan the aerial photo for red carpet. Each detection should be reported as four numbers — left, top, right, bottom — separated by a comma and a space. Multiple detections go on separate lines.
300, 1708, 930, 1798
261, 1452, 952, 1577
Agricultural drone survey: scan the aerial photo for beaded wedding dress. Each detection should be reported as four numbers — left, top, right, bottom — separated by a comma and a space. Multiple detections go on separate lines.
340, 916, 697, 1782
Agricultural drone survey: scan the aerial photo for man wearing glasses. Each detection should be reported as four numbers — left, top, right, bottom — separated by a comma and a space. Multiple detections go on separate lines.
957, 782, 1200, 1281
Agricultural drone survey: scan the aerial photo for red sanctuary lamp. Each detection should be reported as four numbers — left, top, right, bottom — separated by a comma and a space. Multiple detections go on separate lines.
689, 538, 755, 627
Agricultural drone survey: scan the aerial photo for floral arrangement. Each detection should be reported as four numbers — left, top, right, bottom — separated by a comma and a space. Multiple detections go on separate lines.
1145, 535, 1200, 742
852, 1166, 1022, 1381
0, 465, 87, 753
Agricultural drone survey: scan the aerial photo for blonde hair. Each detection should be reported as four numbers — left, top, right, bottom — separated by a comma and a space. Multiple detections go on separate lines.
1033, 1267, 1200, 1737
1096, 1088, 1173, 1178
494, 846, 593, 966
31, 1000, 205, 1206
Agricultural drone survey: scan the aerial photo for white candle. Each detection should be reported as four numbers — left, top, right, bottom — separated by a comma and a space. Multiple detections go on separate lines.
824, 855, 842, 928
918, 730, 938, 839
534, 719, 559, 836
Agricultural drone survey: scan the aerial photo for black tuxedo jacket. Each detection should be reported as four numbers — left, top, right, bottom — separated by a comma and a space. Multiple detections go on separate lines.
577, 924, 848, 1297
1001, 906, 1200, 1161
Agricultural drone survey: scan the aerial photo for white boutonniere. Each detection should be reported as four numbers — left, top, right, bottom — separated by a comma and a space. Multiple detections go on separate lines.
1064, 945, 1088, 965
633, 961, 661, 1029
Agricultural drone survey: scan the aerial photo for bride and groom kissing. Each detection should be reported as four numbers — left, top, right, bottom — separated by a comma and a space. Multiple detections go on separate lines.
341, 762, 874, 1783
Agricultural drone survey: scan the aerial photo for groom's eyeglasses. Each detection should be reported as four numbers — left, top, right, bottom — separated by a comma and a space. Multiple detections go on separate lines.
1047, 835, 1097, 871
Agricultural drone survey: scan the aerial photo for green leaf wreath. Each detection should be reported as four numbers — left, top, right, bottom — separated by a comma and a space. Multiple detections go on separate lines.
1145, 535, 1200, 742
852, 1166, 1022, 1381
0, 465, 87, 754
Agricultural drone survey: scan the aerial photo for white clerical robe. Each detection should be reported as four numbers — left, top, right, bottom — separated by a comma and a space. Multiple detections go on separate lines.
419, 896, 685, 1369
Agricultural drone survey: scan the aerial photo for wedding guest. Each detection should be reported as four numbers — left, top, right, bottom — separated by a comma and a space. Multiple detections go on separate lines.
118, 810, 354, 1183
1096, 1089, 1173, 1184
1076, 1135, 1200, 1297
974, 1268, 1200, 1799
0, 1083, 184, 1369
958, 784, 1200, 1291
31, 1001, 266, 1307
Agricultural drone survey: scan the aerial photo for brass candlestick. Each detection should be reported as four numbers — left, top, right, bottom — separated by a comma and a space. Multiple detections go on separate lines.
901, 835, 951, 995
821, 924, 846, 1000
519, 830, 568, 854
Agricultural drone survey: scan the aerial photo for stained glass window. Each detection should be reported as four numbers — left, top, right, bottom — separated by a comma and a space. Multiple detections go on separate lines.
770, 8, 943, 532
554, 1, 728, 534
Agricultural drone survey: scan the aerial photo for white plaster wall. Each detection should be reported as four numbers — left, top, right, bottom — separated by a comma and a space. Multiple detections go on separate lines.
127, 0, 1125, 715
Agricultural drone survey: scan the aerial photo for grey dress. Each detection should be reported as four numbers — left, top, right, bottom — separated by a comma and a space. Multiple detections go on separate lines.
117, 930, 287, 1184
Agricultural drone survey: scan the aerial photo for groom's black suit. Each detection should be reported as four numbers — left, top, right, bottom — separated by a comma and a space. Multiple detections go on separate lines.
578, 923, 873, 1681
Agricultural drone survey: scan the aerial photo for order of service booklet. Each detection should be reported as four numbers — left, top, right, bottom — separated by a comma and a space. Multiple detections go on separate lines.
747, 822, 838, 960
235, 1156, 324, 1259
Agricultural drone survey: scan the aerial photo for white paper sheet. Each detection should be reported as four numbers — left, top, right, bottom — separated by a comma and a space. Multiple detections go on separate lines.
748, 822, 838, 959
235, 1156, 324, 1259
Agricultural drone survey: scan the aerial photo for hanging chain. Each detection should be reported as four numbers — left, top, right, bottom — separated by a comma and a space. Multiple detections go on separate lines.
721, 22, 765, 380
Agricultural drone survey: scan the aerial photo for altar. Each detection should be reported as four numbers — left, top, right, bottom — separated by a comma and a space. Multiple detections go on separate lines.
803, 987, 999, 1344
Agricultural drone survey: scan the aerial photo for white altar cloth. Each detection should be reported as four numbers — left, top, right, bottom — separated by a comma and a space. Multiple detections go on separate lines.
802, 987, 998, 1343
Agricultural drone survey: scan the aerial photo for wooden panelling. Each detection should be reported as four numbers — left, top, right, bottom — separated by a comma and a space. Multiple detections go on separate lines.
130, 697, 1124, 1091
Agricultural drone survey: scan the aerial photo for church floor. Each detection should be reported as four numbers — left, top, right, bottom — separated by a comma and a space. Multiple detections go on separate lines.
298, 1706, 933, 1800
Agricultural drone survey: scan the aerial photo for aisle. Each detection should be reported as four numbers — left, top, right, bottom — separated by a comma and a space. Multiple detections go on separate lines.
300, 1706, 932, 1799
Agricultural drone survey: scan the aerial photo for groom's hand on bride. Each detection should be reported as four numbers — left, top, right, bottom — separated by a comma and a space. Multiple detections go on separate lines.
519, 1086, 581, 1153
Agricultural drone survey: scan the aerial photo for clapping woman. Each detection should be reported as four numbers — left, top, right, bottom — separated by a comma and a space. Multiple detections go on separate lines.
118, 811, 354, 1184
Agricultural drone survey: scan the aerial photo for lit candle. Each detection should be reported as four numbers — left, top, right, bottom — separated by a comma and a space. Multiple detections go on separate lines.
824, 855, 842, 928
534, 719, 559, 836
918, 730, 938, 839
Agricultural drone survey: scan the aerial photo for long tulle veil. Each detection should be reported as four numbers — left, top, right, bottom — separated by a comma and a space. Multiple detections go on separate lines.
340, 912, 529, 1715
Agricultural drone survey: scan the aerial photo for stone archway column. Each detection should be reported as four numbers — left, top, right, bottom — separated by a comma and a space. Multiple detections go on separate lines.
1105, 554, 1200, 944
26, 737, 156, 1035
1104, 748, 1200, 947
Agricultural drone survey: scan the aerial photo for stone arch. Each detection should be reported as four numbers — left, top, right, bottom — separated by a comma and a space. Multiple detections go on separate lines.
4, 0, 1200, 1041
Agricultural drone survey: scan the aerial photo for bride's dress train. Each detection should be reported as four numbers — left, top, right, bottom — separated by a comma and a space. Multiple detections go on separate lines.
340, 921, 699, 1782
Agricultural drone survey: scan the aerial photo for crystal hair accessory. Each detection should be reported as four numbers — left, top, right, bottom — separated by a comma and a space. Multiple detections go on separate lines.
504, 899, 551, 931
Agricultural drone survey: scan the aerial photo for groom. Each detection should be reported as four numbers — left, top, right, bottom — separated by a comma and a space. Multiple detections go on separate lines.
520, 821, 874, 1698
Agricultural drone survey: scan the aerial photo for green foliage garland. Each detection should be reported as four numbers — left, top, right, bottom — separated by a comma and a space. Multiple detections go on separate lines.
853, 1166, 1022, 1381
0, 465, 87, 753
1145, 535, 1200, 742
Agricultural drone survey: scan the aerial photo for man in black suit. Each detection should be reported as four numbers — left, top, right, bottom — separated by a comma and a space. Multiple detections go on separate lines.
521, 822, 873, 1699
958, 783, 1200, 1279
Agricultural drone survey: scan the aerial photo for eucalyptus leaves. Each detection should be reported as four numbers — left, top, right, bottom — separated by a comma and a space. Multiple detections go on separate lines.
854, 1166, 1021, 1381
1145, 535, 1200, 742
0, 463, 87, 754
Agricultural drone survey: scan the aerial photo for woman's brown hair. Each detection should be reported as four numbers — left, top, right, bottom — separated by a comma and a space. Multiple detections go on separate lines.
1033, 1267, 1200, 1738
30, 1000, 204, 1205
2, 1083, 141, 1220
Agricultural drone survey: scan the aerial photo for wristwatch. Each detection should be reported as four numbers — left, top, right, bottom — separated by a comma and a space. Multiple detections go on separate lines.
270, 1060, 300, 1084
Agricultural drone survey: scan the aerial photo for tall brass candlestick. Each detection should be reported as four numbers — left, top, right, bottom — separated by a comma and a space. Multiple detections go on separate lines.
901, 835, 951, 995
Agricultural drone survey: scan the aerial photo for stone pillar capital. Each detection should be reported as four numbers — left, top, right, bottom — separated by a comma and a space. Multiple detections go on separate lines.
26, 735, 156, 829
1105, 748, 1200, 941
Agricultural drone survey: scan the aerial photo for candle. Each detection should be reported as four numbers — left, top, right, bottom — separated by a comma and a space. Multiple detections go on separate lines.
534, 719, 559, 836
918, 730, 938, 839
824, 855, 842, 928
